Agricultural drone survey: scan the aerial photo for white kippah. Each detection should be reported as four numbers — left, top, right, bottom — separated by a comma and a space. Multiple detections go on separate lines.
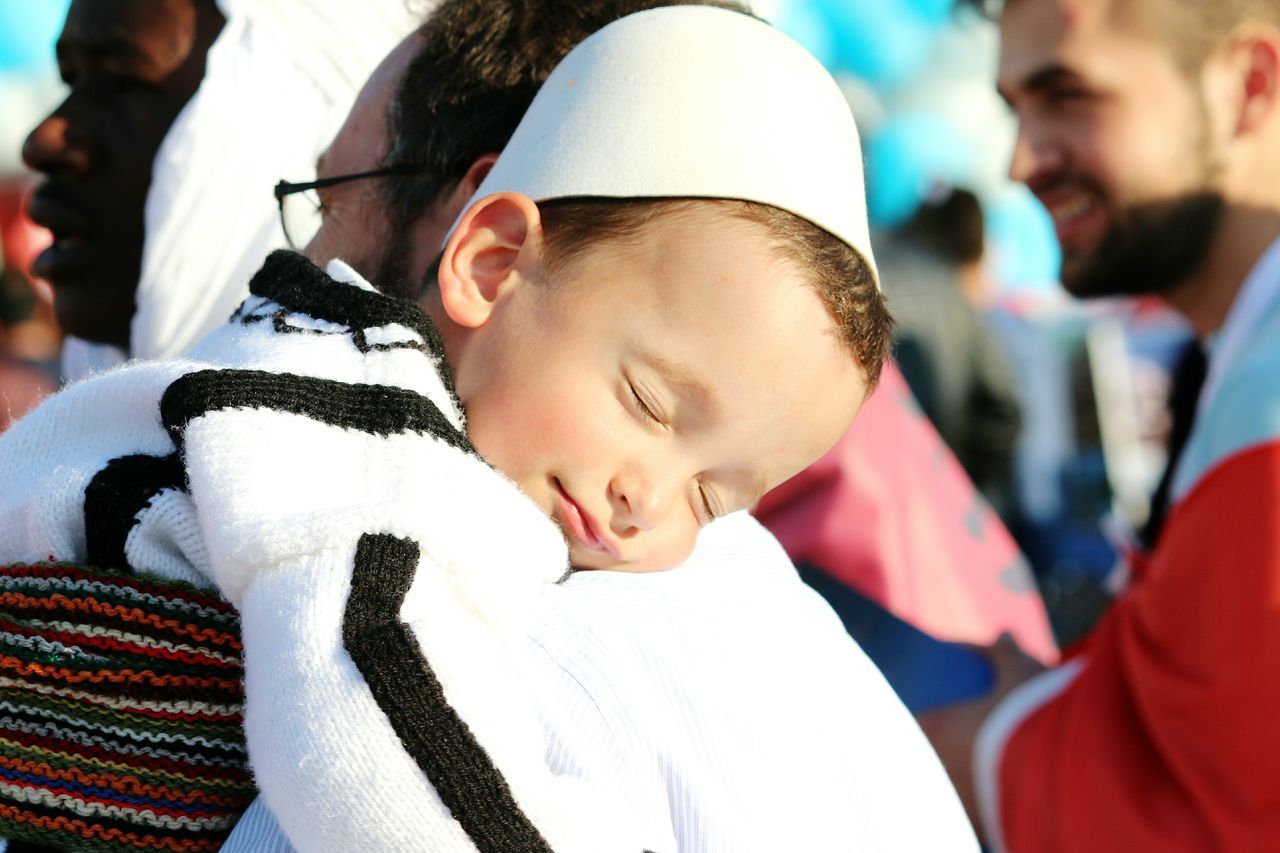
467, 5, 879, 286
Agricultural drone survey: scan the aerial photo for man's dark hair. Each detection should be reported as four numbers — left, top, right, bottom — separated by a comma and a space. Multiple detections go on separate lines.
375, 0, 750, 296
900, 188, 985, 266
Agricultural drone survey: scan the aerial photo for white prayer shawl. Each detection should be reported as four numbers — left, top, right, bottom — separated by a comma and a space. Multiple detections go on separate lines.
2, 252, 662, 852
61, 0, 420, 382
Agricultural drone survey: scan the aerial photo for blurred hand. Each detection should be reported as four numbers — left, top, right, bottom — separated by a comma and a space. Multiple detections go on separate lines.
916, 633, 1046, 839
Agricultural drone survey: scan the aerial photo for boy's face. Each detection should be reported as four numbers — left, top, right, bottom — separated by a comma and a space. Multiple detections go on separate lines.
452, 206, 866, 572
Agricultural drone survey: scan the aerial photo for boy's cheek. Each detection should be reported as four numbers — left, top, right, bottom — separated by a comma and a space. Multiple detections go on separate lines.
610, 526, 699, 574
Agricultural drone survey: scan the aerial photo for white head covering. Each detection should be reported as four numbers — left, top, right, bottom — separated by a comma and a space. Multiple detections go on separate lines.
466, 5, 878, 285
61, 0, 420, 382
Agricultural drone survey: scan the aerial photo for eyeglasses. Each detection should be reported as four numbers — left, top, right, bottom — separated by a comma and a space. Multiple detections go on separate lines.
273, 165, 419, 249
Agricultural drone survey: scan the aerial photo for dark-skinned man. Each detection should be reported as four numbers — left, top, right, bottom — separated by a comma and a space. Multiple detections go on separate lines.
22, 0, 412, 380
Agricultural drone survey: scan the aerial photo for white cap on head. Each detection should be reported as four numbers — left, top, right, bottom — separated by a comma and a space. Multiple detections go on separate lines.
462, 4, 879, 286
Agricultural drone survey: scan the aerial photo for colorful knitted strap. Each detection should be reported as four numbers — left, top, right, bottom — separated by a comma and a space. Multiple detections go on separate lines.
0, 564, 252, 852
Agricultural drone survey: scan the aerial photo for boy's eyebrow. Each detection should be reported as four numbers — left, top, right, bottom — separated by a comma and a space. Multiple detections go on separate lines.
638, 350, 719, 420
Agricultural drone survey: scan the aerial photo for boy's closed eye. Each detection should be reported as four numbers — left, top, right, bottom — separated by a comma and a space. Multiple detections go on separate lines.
626, 378, 718, 523
628, 380, 665, 427
696, 478, 719, 524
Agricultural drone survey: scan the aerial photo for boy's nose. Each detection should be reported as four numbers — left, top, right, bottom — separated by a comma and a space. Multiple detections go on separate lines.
609, 470, 678, 533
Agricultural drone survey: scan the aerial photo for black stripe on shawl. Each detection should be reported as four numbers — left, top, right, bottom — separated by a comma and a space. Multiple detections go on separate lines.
158, 369, 474, 457
245, 250, 465, 416
83, 454, 185, 573
342, 533, 555, 853
247, 250, 445, 357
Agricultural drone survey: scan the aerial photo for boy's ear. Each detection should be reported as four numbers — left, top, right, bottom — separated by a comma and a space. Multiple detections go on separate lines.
437, 191, 543, 329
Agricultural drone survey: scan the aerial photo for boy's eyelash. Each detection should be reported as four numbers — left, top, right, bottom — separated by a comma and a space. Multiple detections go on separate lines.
698, 480, 717, 522
630, 382, 661, 424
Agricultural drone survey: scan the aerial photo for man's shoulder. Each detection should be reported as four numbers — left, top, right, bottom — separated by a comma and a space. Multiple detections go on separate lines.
528, 512, 850, 654
523, 512, 868, 738
523, 512, 977, 852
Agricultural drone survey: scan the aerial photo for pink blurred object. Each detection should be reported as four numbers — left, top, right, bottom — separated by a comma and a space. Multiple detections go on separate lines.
756, 362, 1058, 665
0, 360, 53, 430
0, 180, 52, 277
0, 180, 57, 428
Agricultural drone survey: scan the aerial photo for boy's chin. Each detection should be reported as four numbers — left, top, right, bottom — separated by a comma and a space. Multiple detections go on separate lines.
558, 522, 696, 573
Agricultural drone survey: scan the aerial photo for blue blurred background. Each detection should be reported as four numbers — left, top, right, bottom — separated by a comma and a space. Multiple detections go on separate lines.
761, 0, 1063, 291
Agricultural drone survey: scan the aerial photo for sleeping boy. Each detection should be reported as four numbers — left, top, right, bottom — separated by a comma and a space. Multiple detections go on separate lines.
0, 7, 890, 852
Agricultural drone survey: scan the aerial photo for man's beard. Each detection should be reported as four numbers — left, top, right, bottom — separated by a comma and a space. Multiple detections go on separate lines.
1061, 189, 1226, 299
369, 217, 415, 300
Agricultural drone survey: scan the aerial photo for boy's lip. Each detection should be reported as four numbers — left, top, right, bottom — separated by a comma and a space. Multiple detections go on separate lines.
553, 478, 622, 560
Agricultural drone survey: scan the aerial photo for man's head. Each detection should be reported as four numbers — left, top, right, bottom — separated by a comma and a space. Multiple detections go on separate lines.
997, 0, 1280, 301
22, 0, 224, 348
416, 6, 888, 571
302, 0, 749, 297
295, 33, 424, 278
901, 188, 986, 268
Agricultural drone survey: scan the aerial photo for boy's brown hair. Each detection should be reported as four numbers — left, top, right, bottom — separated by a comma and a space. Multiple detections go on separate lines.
537, 197, 893, 389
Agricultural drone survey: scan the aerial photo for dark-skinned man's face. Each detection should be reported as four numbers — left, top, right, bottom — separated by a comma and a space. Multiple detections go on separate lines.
22, 0, 223, 349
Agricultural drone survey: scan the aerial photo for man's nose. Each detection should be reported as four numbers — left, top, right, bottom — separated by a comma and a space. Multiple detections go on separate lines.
22, 104, 92, 178
1007, 122, 1064, 187
609, 469, 680, 533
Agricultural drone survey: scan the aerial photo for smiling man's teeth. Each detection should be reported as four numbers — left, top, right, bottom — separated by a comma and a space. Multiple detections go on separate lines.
1051, 194, 1095, 224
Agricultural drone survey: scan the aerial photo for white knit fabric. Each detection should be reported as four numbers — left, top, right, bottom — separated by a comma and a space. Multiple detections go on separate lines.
224, 509, 981, 853
463, 6, 879, 285
0, 255, 663, 852
61, 0, 419, 381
